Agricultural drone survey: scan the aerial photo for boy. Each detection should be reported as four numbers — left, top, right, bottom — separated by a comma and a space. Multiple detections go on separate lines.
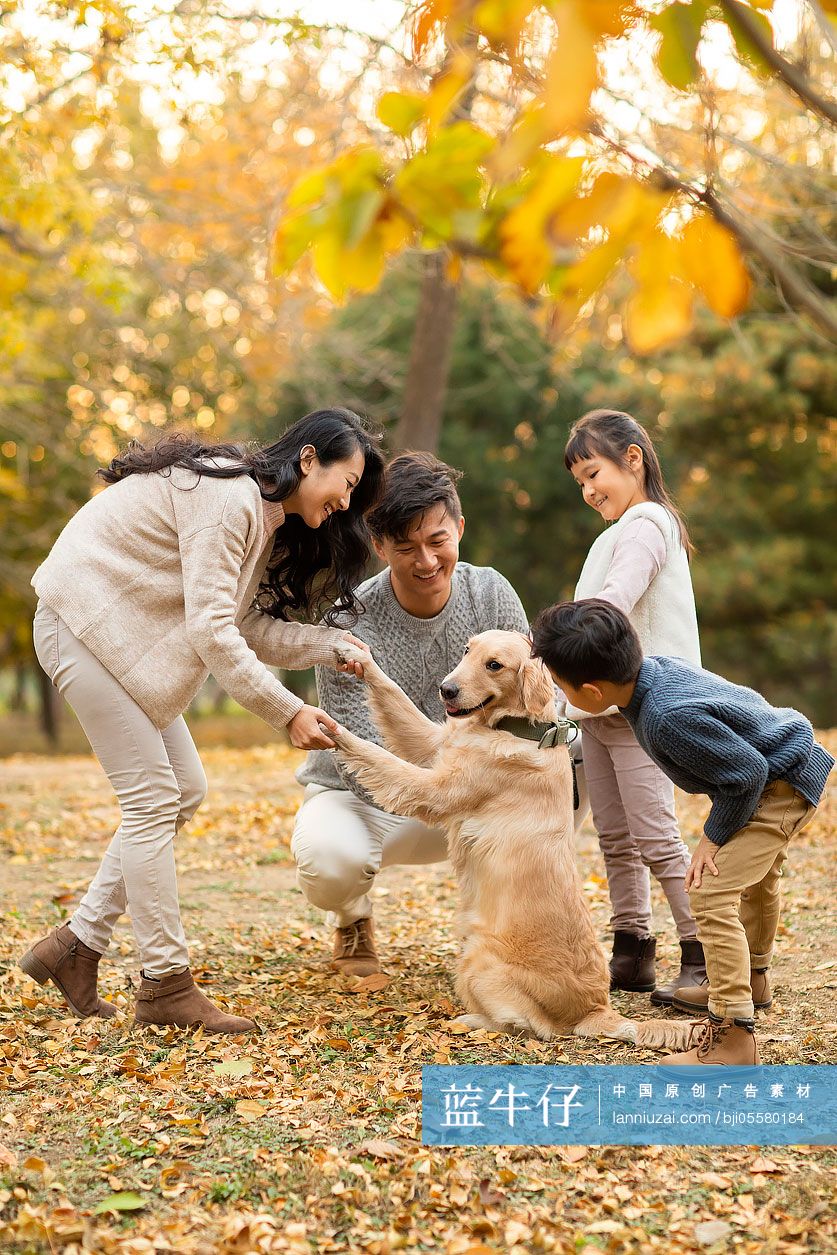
531, 598, 833, 1066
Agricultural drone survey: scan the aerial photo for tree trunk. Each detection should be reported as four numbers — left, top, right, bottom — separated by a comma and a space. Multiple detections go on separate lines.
10, 663, 27, 712
394, 31, 477, 455
394, 250, 459, 454
36, 660, 60, 745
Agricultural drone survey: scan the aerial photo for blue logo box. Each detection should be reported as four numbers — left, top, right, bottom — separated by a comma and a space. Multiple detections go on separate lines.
422, 1065, 837, 1146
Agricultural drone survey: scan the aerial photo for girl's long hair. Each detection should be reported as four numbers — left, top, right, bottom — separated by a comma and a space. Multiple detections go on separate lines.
564, 408, 693, 557
99, 408, 385, 625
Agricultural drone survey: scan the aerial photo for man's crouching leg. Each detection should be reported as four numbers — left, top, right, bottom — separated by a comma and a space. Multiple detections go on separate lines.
291, 785, 383, 976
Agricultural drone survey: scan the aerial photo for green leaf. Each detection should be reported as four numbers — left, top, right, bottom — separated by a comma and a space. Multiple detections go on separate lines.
93, 1191, 147, 1215
724, 4, 774, 77
649, 1, 711, 91
212, 1058, 254, 1078
377, 91, 425, 138
340, 187, 385, 249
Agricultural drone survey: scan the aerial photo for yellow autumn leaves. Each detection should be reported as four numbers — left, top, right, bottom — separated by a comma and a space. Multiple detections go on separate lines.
273, 150, 412, 301
272, 0, 759, 350
274, 127, 492, 301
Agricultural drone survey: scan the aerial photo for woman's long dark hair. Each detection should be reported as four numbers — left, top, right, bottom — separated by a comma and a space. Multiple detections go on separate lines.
564, 408, 693, 557
99, 408, 385, 625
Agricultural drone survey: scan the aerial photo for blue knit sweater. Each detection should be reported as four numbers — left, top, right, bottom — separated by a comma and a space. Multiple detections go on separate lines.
620, 656, 834, 846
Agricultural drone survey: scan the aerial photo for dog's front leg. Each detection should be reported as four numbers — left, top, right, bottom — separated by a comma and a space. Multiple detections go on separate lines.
332, 726, 448, 824
334, 644, 444, 766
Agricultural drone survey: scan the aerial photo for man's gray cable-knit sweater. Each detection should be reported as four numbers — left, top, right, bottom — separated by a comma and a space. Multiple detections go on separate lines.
296, 562, 530, 800
620, 656, 834, 845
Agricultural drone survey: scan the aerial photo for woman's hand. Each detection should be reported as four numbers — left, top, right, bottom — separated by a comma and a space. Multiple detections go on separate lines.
287, 705, 340, 749
336, 633, 370, 678
685, 835, 720, 891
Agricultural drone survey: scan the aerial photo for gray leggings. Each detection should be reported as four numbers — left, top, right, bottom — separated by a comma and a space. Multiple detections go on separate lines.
582, 713, 697, 941
33, 603, 206, 976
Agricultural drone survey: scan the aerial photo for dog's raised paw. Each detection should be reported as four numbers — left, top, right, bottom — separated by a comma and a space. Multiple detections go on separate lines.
334, 642, 369, 669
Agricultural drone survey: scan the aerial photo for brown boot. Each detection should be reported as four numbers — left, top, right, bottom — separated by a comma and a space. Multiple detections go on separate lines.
331, 917, 380, 976
134, 970, 256, 1034
19, 924, 117, 1020
650, 939, 707, 1006
662, 1013, 760, 1065
609, 931, 656, 993
672, 968, 772, 1015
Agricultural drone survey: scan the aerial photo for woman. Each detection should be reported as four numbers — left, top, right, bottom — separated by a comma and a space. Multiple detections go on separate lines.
20, 407, 384, 1033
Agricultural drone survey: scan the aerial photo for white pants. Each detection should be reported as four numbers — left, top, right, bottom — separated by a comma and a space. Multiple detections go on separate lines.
291, 747, 589, 928
291, 785, 449, 927
33, 604, 206, 976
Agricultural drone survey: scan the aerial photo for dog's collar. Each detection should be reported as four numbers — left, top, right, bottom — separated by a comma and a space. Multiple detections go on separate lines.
494, 716, 579, 749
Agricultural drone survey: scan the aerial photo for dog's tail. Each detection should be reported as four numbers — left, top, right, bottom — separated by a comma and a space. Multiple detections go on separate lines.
573, 1007, 693, 1052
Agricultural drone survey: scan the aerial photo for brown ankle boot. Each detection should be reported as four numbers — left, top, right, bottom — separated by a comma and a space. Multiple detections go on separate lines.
134, 970, 256, 1034
662, 1013, 760, 1065
609, 931, 656, 993
650, 938, 707, 1006
672, 968, 772, 1015
19, 924, 117, 1020
331, 917, 380, 976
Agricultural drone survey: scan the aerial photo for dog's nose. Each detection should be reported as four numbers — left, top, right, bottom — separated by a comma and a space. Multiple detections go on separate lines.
440, 681, 459, 701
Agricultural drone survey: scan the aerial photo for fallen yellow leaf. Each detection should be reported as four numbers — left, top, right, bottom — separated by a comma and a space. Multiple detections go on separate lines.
234, 1100, 266, 1122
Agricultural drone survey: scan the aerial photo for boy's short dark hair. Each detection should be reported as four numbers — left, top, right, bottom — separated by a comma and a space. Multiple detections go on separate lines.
366, 451, 463, 542
531, 599, 643, 687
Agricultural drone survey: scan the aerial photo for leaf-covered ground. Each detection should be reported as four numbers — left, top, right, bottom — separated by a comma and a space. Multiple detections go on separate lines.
1, 735, 835, 1254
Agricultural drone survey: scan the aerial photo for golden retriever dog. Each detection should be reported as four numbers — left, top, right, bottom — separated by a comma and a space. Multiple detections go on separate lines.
329, 631, 691, 1051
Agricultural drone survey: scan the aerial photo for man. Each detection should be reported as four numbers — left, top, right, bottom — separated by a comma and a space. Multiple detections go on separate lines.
291, 451, 587, 975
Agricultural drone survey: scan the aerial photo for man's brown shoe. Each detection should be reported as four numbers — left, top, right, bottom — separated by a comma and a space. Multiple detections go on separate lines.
662, 1014, 760, 1066
331, 917, 380, 976
19, 923, 117, 1019
134, 970, 256, 1034
671, 969, 772, 1015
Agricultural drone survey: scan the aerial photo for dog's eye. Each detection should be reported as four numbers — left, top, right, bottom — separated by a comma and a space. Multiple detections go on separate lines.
486, 660, 504, 671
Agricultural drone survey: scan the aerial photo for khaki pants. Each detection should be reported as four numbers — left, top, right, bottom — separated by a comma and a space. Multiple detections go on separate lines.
33, 604, 206, 976
690, 779, 816, 1020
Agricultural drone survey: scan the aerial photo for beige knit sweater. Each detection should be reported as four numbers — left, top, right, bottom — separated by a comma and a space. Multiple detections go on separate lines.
32, 465, 351, 731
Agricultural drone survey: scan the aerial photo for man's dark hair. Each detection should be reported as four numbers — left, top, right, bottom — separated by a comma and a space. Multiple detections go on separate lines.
530, 599, 643, 688
366, 451, 463, 542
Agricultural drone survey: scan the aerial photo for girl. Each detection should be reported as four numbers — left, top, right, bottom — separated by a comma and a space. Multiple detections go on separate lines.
565, 408, 705, 1005
20, 408, 384, 1033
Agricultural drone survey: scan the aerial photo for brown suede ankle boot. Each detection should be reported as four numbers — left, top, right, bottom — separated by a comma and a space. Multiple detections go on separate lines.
134, 970, 256, 1034
19, 923, 117, 1020
609, 931, 656, 993
662, 1013, 760, 1065
331, 917, 380, 976
672, 968, 772, 1014
650, 938, 707, 1007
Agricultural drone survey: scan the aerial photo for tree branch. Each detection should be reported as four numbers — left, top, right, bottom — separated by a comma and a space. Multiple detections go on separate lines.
0, 220, 64, 259
201, 11, 415, 66
718, 0, 837, 126
591, 123, 837, 341
808, 1, 837, 58
703, 191, 837, 339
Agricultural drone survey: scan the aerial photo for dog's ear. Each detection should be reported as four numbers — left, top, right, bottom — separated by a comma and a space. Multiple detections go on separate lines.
520, 657, 555, 720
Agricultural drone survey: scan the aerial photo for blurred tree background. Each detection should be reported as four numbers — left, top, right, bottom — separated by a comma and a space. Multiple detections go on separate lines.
1, 0, 834, 744
267, 262, 836, 721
